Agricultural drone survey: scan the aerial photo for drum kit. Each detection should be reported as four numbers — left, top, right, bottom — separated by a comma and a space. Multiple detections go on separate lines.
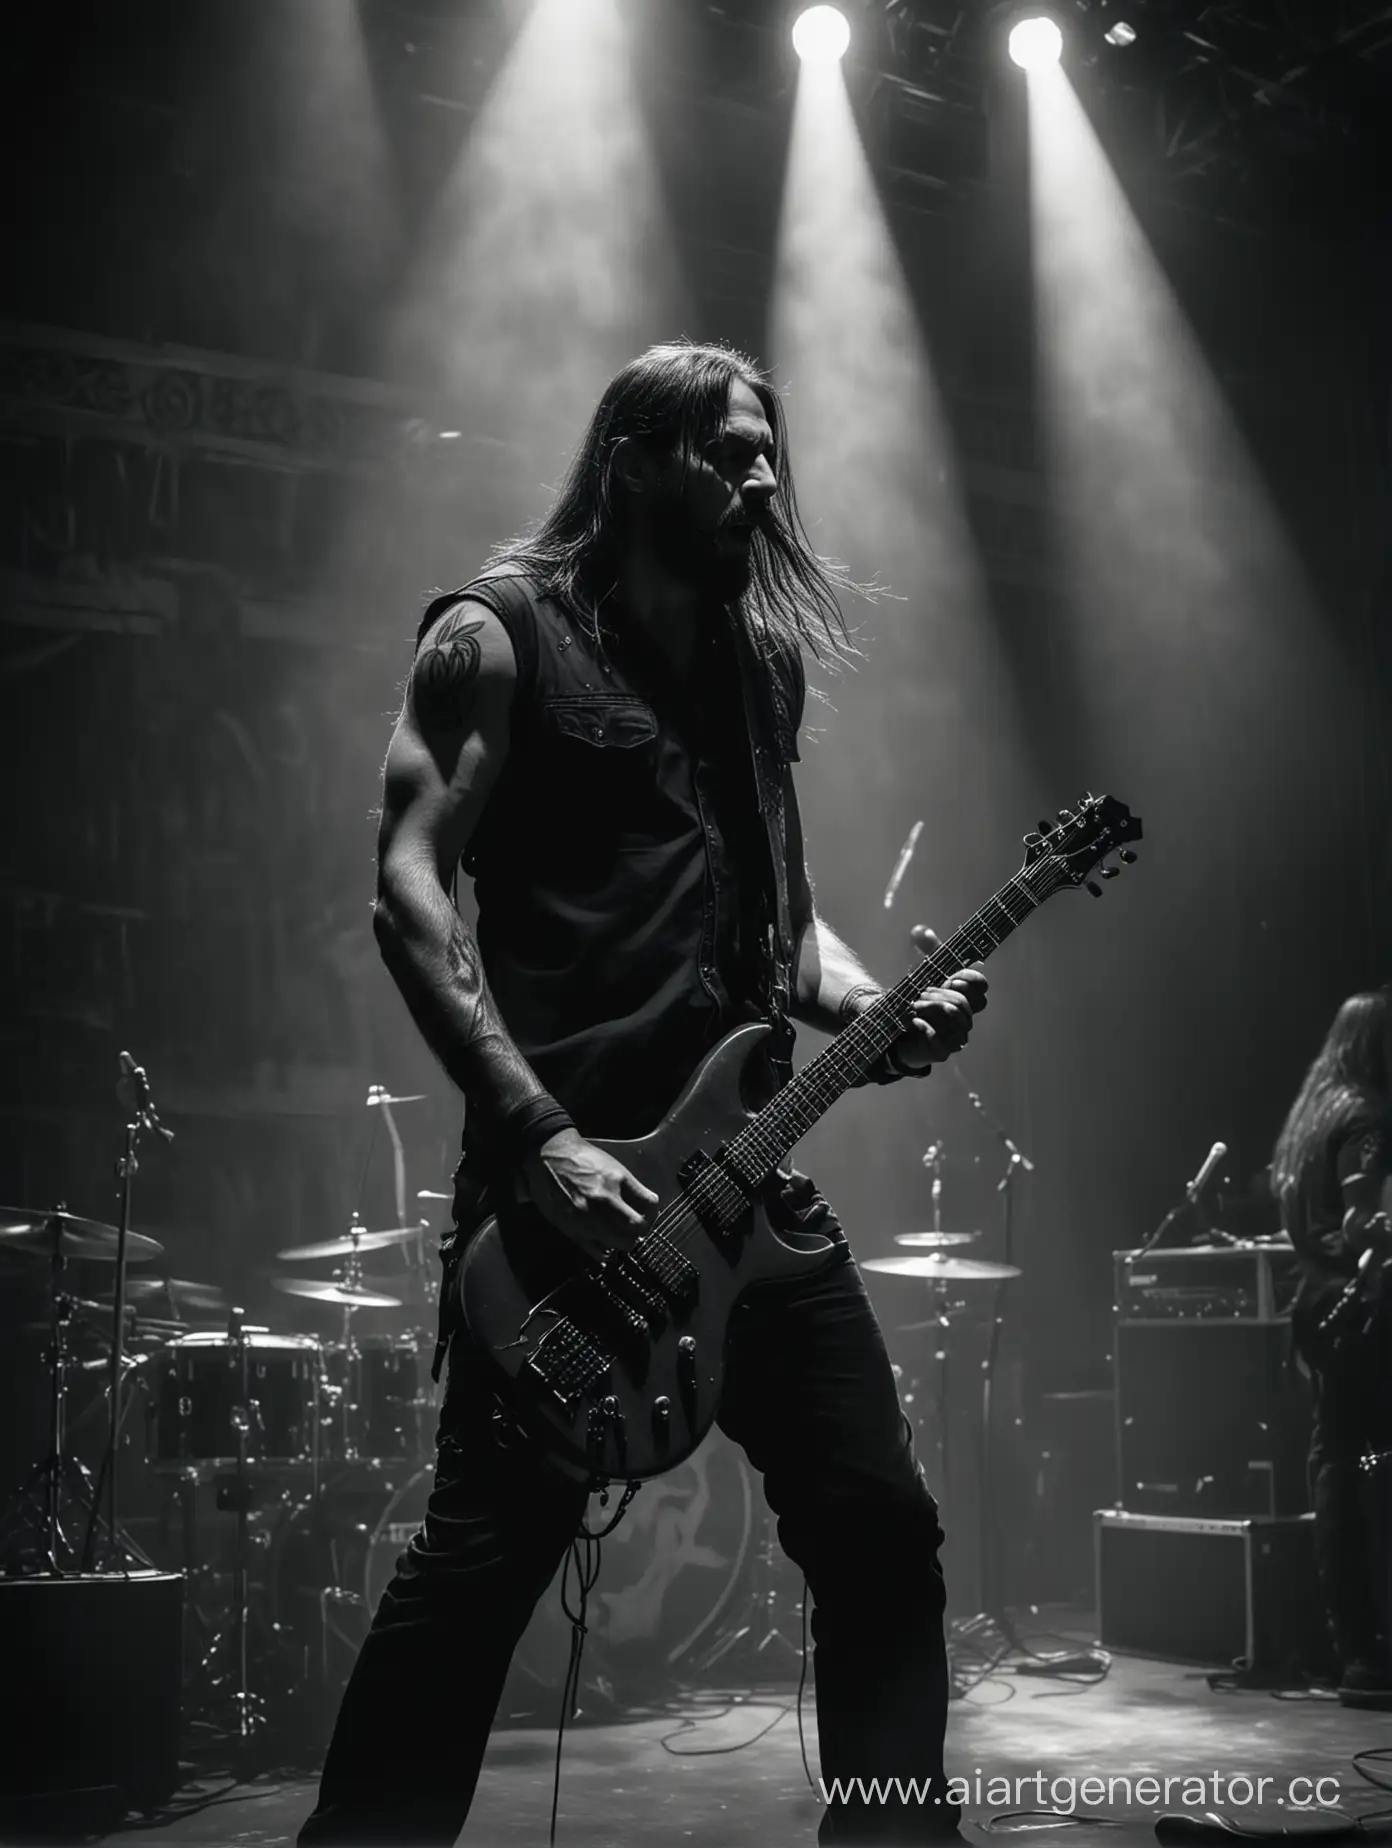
0, 1054, 1035, 1730
861, 1124, 1027, 1671
0, 1081, 449, 1755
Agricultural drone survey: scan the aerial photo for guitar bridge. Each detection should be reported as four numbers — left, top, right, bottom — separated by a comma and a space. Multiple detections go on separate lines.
523, 1318, 611, 1412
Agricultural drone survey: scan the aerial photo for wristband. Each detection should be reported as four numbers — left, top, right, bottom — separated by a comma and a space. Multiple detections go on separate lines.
499, 1095, 576, 1169
838, 983, 885, 1025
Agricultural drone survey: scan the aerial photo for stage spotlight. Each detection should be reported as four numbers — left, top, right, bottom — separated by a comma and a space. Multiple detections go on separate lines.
1008, 15, 1063, 70
792, 5, 851, 65
1104, 20, 1137, 46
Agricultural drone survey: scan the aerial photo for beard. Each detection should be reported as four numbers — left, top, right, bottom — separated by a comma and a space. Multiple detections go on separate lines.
647, 495, 755, 603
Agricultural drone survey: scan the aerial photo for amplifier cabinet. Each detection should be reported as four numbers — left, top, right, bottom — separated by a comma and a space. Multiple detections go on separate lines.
0, 1571, 183, 1817
1114, 1318, 1309, 1518
1095, 1511, 1326, 1681
1114, 1242, 1299, 1323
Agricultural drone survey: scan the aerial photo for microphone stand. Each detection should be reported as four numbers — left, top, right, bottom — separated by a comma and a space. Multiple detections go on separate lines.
91, 1053, 173, 1572
1135, 1180, 1210, 1260
953, 1071, 1033, 1651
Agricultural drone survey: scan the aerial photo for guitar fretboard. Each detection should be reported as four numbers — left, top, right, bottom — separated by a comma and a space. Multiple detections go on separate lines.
724, 868, 1046, 1191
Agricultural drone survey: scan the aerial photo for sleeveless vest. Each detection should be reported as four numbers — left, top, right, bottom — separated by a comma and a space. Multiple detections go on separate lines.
416, 571, 805, 1179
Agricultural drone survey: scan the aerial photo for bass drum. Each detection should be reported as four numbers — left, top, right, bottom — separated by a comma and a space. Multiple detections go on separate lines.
272, 1430, 755, 1713
369, 1431, 754, 1706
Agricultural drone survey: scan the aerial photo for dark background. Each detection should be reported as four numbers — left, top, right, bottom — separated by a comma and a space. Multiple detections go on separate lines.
2, 0, 1388, 1586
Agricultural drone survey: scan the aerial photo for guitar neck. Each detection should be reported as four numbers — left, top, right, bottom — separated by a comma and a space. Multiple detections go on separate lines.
725, 869, 1044, 1190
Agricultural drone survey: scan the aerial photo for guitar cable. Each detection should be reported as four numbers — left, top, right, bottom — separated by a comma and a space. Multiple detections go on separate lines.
549, 1480, 642, 1847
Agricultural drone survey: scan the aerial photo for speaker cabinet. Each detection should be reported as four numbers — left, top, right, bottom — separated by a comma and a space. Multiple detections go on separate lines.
0, 1572, 183, 1822
1115, 1320, 1309, 1518
1096, 1511, 1328, 1680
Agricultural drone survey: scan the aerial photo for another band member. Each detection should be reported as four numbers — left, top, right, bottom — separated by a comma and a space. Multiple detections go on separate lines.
298, 342, 986, 1844
1273, 989, 1392, 1706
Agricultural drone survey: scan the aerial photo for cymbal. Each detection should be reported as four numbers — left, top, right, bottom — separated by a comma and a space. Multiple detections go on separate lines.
862, 1254, 1022, 1282
276, 1225, 426, 1261
893, 1232, 979, 1250
367, 1091, 427, 1106
361, 1272, 431, 1296
273, 1277, 403, 1308
417, 1189, 451, 1202
0, 1208, 164, 1263
116, 1278, 228, 1312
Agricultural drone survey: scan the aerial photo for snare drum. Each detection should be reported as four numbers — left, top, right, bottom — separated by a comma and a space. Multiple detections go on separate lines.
320, 1336, 430, 1464
152, 1330, 321, 1469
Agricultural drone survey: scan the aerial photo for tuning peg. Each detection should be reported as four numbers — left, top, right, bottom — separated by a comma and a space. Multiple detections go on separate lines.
1023, 831, 1044, 847
1037, 819, 1054, 834
1100, 865, 1120, 880
1057, 808, 1075, 824
1086, 880, 1103, 898
1119, 849, 1137, 864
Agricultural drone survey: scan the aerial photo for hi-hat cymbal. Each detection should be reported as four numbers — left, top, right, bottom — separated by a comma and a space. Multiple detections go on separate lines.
893, 1232, 979, 1250
273, 1277, 403, 1308
862, 1254, 1022, 1282
0, 1208, 164, 1263
276, 1225, 425, 1261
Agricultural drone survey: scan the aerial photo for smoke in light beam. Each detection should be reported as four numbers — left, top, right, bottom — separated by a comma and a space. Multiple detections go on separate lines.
389, 0, 683, 510
1026, 58, 1355, 892
769, 57, 1035, 902
1027, 66, 1344, 718
770, 60, 987, 628
245, 0, 398, 291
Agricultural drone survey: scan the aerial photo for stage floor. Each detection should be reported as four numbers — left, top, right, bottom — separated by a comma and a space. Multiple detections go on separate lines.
65, 1635, 1392, 1847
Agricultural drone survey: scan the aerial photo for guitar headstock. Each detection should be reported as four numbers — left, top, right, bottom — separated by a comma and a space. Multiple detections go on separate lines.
1021, 793, 1142, 899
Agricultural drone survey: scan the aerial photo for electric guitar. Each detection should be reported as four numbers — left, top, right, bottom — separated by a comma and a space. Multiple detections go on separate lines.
459, 793, 1143, 1484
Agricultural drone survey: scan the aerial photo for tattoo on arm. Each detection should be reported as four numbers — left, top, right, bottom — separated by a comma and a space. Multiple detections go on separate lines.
413, 613, 486, 727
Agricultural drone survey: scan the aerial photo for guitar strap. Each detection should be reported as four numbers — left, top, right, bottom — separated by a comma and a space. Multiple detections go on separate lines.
728, 611, 798, 1094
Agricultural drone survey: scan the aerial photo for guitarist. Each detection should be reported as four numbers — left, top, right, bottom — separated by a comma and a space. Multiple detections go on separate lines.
298, 341, 986, 1846
1273, 988, 1392, 1708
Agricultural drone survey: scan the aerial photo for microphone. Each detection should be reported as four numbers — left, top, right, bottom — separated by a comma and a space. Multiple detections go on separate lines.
1185, 1140, 1227, 1201
883, 821, 924, 910
118, 1050, 149, 1107
117, 1050, 174, 1142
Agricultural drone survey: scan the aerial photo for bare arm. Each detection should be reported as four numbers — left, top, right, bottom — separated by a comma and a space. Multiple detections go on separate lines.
782, 769, 986, 1069
783, 770, 881, 1032
375, 598, 658, 1250
373, 600, 570, 1161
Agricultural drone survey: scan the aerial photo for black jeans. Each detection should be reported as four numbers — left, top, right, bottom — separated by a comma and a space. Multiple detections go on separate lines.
299, 1222, 958, 1845
1296, 1293, 1392, 1673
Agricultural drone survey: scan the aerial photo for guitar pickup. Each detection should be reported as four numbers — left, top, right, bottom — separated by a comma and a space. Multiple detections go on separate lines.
677, 1150, 737, 1245
582, 1272, 652, 1382
607, 1257, 668, 1330
632, 1233, 699, 1312
594, 1268, 650, 1340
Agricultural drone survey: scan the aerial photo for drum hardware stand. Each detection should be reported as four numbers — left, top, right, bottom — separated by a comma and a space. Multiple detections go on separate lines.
690, 1504, 802, 1682
183, 1310, 293, 1759
0, 1220, 100, 1573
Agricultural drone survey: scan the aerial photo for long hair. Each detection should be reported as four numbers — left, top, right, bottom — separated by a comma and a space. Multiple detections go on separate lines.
1272, 989, 1390, 1234
483, 340, 866, 669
